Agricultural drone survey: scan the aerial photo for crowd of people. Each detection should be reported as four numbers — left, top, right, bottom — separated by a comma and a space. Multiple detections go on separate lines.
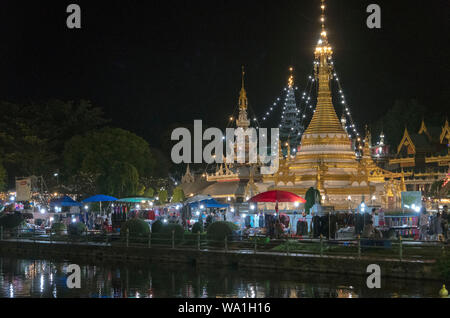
418, 205, 449, 241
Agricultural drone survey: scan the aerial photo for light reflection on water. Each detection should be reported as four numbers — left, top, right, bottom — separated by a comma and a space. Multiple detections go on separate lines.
0, 257, 440, 298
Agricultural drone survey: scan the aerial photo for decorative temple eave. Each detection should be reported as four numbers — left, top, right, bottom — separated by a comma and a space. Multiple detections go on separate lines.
440, 119, 450, 144
397, 127, 416, 154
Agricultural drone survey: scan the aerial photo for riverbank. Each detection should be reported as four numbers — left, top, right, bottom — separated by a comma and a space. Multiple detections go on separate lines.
0, 239, 443, 281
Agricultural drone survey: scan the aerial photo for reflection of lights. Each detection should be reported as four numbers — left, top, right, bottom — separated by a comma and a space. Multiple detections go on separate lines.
40, 274, 44, 293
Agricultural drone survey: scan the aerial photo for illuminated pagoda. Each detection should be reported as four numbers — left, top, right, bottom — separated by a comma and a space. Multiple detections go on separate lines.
259, 0, 404, 210
280, 67, 303, 156
180, 67, 261, 203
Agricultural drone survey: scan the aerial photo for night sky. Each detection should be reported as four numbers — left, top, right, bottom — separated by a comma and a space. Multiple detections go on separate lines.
0, 0, 448, 149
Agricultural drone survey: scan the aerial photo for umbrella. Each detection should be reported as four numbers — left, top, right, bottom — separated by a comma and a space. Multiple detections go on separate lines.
249, 190, 306, 203
50, 196, 82, 207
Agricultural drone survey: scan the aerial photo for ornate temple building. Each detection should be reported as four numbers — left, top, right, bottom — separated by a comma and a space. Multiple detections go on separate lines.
256, 1, 407, 210
180, 68, 261, 203
181, 0, 448, 210
387, 119, 450, 193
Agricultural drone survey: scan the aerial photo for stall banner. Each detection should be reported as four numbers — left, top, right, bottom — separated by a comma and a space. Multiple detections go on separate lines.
401, 191, 422, 210
16, 178, 32, 201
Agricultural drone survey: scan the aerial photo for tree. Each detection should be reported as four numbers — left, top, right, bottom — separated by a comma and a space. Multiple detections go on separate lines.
63, 127, 156, 197
0, 99, 108, 188
157, 189, 168, 204
0, 160, 6, 191
305, 187, 321, 214
172, 186, 185, 203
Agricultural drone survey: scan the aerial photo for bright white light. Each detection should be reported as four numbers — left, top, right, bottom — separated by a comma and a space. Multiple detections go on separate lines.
347, 196, 351, 200
231, 208, 235, 213
294, 202, 300, 207
149, 202, 154, 206
40, 208, 46, 214
250, 205, 255, 210
414, 206, 421, 213
372, 195, 376, 201
242, 214, 247, 218
163, 219, 168, 224
9, 196, 15, 201
71, 218, 76, 223
50, 217, 54, 222
136, 204, 140, 209
200, 204, 204, 209
84, 205, 88, 210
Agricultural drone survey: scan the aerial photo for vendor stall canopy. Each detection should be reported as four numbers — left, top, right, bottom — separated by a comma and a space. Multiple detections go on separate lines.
249, 190, 306, 203
81, 195, 118, 202
189, 198, 229, 209
50, 196, 82, 207
116, 197, 154, 203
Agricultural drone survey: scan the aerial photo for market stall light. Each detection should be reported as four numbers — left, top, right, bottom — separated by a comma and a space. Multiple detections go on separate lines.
195, 211, 200, 216
250, 205, 255, 210
163, 219, 168, 224
242, 214, 247, 218
84, 205, 88, 210
72, 218, 76, 223
230, 207, 235, 213
294, 202, 300, 207
9, 196, 15, 202
50, 217, 54, 222
40, 208, 46, 214
200, 204, 204, 209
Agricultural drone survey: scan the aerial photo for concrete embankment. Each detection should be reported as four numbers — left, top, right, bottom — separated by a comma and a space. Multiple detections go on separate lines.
0, 240, 441, 281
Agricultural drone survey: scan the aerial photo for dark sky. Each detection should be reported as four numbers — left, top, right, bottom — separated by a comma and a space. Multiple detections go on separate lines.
0, 0, 448, 149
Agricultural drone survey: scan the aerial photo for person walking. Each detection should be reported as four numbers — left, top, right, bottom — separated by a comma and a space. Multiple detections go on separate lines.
418, 208, 429, 241
442, 205, 449, 241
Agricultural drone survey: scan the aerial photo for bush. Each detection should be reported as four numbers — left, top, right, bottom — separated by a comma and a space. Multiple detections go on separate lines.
206, 221, 239, 242
151, 220, 163, 233
68, 222, 87, 236
51, 222, 66, 234
0, 213, 24, 229
121, 218, 150, 238
192, 222, 203, 234
160, 223, 184, 243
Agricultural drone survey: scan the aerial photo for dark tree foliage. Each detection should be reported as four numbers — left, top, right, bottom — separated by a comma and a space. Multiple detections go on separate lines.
63, 127, 157, 197
0, 99, 108, 187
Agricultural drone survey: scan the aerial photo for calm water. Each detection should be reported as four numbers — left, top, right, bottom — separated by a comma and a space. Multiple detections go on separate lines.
0, 256, 442, 298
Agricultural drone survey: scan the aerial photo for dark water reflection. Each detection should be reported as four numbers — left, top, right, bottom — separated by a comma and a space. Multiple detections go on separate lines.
0, 257, 441, 298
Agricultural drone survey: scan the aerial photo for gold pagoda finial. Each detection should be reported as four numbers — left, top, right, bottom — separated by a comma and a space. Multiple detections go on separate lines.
236, 65, 250, 129
288, 67, 294, 88
303, 0, 345, 136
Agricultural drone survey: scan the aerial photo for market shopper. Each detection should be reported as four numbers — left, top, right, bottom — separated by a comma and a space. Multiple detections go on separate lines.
418, 208, 429, 241
442, 206, 449, 240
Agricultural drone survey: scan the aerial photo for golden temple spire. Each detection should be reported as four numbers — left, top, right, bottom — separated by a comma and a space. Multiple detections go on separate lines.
236, 65, 250, 129
288, 67, 294, 88
303, 0, 346, 136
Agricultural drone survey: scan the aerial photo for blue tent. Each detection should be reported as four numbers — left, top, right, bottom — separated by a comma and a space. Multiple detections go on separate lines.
189, 198, 229, 209
82, 195, 118, 203
50, 196, 82, 207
